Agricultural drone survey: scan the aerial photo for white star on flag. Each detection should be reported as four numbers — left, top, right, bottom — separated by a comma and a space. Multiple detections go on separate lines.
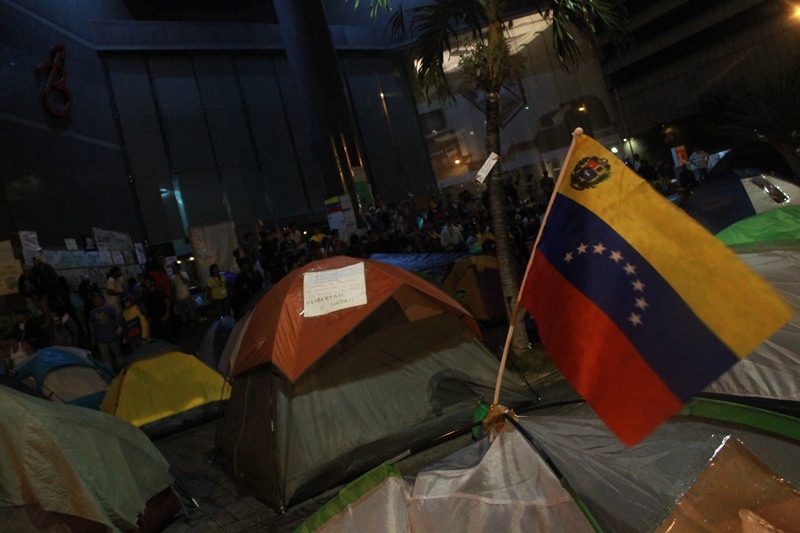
632, 279, 646, 292
576, 243, 588, 254
628, 313, 643, 326
635, 297, 648, 310
564, 252, 573, 263
593, 242, 607, 255
610, 250, 624, 263
623, 263, 637, 276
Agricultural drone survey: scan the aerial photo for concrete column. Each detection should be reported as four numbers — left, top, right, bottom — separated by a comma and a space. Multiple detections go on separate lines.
272, 0, 363, 211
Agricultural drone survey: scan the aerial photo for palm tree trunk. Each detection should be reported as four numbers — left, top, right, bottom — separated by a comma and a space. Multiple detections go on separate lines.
485, 91, 530, 357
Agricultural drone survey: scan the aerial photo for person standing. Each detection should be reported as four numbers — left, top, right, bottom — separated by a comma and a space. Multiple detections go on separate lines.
122, 295, 150, 351
78, 274, 100, 327
171, 262, 196, 330
17, 264, 36, 314
105, 266, 124, 314
89, 294, 121, 372
205, 264, 231, 319
689, 147, 709, 182
141, 275, 171, 341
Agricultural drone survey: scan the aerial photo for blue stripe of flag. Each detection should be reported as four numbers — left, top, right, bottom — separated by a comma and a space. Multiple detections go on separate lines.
536, 194, 739, 402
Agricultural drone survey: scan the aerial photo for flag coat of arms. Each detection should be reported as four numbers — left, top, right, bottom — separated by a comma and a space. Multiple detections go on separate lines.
519, 130, 792, 446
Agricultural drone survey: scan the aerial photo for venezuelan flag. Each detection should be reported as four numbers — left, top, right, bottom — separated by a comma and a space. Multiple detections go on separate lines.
519, 130, 792, 446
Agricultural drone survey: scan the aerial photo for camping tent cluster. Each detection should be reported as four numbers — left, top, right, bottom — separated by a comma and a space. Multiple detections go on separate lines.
0, 342, 231, 529
5, 146, 800, 531
294, 146, 800, 531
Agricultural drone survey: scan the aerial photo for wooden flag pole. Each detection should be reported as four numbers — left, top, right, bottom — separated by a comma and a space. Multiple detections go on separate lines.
489, 128, 585, 410
493, 301, 522, 406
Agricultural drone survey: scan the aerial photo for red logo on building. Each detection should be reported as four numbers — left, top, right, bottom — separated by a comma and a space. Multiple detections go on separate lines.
36, 44, 73, 117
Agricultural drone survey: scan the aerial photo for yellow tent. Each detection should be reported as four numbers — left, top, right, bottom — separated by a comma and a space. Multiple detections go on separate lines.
101, 348, 230, 430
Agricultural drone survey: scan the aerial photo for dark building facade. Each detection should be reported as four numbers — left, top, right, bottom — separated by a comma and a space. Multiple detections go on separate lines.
0, 0, 437, 252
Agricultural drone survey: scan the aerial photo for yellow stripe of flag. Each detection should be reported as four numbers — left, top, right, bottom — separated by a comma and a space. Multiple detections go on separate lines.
557, 133, 792, 358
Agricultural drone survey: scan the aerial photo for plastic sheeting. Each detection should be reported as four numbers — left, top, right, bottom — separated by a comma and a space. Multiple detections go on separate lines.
654, 437, 800, 532
704, 248, 800, 402
301, 397, 800, 532
523, 402, 800, 532
368, 252, 470, 274
311, 427, 593, 533
0, 387, 173, 531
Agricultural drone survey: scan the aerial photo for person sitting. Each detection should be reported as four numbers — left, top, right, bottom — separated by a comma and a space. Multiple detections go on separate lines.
2, 334, 34, 374
13, 308, 47, 351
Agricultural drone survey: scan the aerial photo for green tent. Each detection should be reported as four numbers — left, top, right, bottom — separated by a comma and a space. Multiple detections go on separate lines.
0, 386, 178, 531
716, 205, 800, 249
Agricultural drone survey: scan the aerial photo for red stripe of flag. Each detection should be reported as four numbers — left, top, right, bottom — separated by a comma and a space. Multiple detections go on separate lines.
524, 253, 684, 445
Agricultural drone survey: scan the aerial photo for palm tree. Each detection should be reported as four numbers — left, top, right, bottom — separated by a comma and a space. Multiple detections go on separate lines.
356, 0, 629, 358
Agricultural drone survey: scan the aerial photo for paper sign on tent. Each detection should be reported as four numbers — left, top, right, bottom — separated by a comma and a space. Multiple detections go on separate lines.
303, 262, 367, 317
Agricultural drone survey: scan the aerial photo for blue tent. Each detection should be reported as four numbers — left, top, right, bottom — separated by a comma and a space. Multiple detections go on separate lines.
196, 316, 236, 372
14, 347, 115, 409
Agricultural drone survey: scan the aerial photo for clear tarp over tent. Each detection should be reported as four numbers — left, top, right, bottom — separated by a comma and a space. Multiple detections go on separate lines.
301, 401, 800, 533
0, 386, 173, 531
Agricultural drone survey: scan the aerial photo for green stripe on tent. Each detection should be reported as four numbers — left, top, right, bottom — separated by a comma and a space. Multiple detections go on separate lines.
679, 397, 800, 442
295, 462, 403, 533
716, 206, 800, 247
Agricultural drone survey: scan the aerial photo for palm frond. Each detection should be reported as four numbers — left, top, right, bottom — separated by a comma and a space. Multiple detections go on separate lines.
524, 0, 630, 70
406, 0, 487, 101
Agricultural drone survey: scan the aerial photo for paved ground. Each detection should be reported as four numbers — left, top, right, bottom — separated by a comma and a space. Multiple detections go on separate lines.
153, 322, 563, 532
155, 420, 475, 532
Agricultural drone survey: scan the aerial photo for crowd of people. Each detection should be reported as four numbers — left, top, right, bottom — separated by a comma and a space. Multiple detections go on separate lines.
241, 183, 549, 291
2, 257, 199, 374
2, 160, 678, 375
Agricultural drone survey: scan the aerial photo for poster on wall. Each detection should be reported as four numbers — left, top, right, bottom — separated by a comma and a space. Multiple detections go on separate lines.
0, 259, 22, 296
188, 221, 238, 284
41, 250, 59, 267
135, 243, 146, 264
18, 231, 41, 252
0, 241, 14, 263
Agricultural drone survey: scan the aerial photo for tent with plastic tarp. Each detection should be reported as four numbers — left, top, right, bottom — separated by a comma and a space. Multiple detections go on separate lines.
699, 207, 800, 415
0, 386, 182, 532
299, 396, 800, 533
680, 140, 800, 234
13, 346, 115, 409
215, 256, 535, 511
101, 341, 230, 438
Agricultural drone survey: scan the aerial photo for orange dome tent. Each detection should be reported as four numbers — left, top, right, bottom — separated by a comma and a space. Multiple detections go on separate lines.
229, 256, 481, 381
216, 256, 533, 511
